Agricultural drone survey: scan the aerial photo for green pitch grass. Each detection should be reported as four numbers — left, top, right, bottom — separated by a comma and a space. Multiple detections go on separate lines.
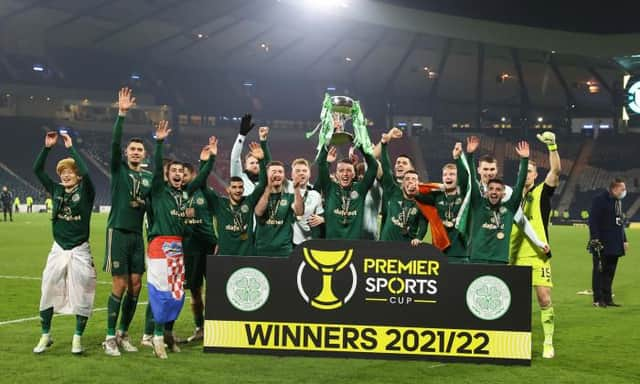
0, 213, 638, 384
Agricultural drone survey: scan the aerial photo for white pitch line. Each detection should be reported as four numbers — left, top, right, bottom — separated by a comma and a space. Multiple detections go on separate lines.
0, 275, 42, 281
0, 302, 148, 326
0, 275, 112, 285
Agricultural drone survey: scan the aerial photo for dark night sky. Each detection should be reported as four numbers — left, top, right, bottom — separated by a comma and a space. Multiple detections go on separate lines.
376, 0, 640, 34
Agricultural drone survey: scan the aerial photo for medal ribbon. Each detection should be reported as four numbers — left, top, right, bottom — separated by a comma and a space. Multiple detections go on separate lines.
229, 202, 246, 232
340, 189, 351, 224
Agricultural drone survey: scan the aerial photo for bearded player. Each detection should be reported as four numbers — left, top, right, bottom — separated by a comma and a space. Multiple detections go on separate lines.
145, 122, 213, 358
210, 142, 267, 256
230, 114, 271, 196
379, 131, 427, 244
254, 161, 304, 257
467, 140, 530, 264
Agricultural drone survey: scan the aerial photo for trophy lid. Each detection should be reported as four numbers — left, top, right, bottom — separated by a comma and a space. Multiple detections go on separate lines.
330, 96, 354, 114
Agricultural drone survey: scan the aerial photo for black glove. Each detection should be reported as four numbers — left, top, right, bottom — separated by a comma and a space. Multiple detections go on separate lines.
239, 113, 255, 136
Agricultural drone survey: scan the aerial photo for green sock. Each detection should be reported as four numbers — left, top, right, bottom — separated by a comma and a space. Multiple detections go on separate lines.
39, 307, 53, 334
541, 306, 555, 345
144, 305, 155, 335
154, 322, 164, 337
107, 293, 122, 337
75, 315, 88, 336
118, 294, 139, 333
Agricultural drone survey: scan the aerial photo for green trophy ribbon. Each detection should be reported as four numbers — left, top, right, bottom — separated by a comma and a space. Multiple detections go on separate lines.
351, 100, 374, 155
306, 93, 374, 159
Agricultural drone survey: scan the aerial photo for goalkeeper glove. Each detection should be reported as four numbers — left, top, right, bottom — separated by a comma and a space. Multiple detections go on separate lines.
536, 131, 557, 151
239, 113, 255, 136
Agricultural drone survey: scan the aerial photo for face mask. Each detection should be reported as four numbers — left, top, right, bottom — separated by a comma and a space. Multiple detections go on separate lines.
618, 190, 627, 200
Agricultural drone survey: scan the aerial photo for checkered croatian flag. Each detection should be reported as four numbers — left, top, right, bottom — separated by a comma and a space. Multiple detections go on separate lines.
147, 236, 185, 324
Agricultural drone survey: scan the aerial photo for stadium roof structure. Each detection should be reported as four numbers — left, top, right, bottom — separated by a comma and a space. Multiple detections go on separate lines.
377, 0, 640, 35
0, 0, 637, 115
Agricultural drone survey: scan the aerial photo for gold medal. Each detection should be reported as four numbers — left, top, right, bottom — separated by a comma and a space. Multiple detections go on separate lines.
496, 231, 505, 240
443, 220, 454, 228
185, 207, 195, 218
129, 200, 140, 208
239, 232, 248, 240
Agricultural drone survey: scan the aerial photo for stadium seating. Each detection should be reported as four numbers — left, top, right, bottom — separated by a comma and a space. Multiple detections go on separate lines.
3, 110, 640, 222
588, 135, 640, 171
0, 167, 40, 203
418, 129, 640, 221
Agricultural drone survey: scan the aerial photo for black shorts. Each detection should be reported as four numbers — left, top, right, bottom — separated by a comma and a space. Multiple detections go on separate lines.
183, 237, 215, 290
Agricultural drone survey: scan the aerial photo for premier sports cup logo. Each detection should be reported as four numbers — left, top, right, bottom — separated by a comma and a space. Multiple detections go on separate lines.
297, 248, 357, 310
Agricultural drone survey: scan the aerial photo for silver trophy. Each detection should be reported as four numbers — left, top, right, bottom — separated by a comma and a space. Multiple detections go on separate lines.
329, 96, 354, 146
307, 93, 374, 158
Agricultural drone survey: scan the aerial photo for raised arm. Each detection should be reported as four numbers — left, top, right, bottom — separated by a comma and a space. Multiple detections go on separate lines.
230, 113, 254, 178
465, 136, 482, 203
247, 142, 268, 204
202, 186, 219, 216
372, 127, 403, 159
536, 131, 561, 187
62, 133, 95, 196
152, 121, 171, 191
111, 116, 125, 173
229, 136, 245, 178
357, 146, 379, 194
111, 87, 135, 172
313, 146, 334, 194
187, 155, 212, 194
186, 136, 216, 194
259, 126, 272, 164
59, 133, 88, 177
467, 152, 481, 203
453, 142, 470, 196
379, 139, 396, 193
33, 132, 57, 194
198, 148, 222, 213
508, 141, 530, 211
374, 127, 402, 180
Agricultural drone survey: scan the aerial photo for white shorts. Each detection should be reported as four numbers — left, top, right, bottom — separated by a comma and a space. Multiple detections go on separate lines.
39, 242, 97, 317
